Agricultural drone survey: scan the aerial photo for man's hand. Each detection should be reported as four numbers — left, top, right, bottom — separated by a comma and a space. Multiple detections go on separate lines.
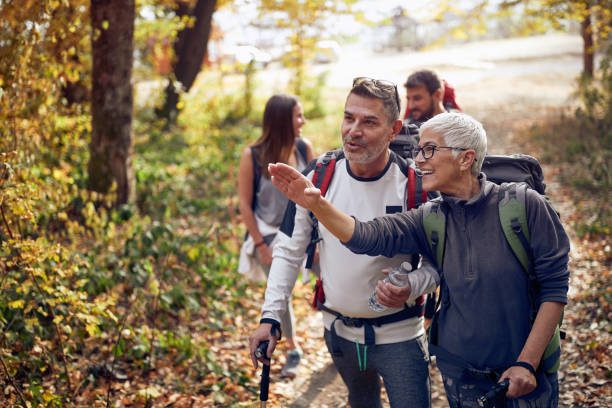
249, 323, 280, 369
269, 163, 322, 210
376, 268, 412, 309
270, 162, 356, 243
499, 365, 537, 398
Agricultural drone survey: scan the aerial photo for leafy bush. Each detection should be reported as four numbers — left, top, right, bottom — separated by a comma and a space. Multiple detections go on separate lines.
527, 44, 611, 236
1, 23, 256, 404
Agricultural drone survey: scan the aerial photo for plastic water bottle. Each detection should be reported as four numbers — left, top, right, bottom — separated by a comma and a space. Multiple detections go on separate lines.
368, 267, 412, 312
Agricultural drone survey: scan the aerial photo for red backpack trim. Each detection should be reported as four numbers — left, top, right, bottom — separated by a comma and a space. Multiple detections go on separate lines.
309, 152, 428, 309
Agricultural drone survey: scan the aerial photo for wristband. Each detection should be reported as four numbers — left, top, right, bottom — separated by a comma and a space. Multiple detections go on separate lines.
510, 361, 537, 377
255, 240, 266, 248
260, 318, 282, 340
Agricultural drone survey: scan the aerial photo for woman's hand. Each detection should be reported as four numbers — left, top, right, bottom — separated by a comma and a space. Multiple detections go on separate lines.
499, 365, 537, 398
257, 243, 273, 265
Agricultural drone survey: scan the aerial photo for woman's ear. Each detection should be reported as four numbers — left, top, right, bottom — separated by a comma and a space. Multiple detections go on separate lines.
459, 150, 476, 171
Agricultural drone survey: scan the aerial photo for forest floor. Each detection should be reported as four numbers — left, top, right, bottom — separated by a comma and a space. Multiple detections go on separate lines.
248, 61, 612, 407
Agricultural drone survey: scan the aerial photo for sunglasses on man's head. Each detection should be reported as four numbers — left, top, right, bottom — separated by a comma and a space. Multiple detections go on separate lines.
352, 77, 401, 112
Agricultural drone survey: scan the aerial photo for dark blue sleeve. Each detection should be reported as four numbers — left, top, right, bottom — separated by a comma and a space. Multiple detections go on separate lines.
526, 190, 570, 305
427, 190, 441, 200
344, 208, 431, 259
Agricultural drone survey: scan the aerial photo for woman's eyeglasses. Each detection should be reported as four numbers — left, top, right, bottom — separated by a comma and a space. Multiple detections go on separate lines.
352, 77, 401, 112
412, 145, 468, 159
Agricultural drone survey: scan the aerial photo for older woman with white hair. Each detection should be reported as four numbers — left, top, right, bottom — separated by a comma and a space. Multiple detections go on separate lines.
268, 112, 569, 407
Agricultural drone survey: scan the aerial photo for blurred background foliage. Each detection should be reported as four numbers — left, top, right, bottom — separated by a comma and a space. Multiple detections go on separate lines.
527, 45, 611, 236
0, 0, 610, 406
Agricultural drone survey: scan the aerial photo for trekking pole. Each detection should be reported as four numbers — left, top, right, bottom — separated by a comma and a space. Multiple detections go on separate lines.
477, 379, 509, 408
255, 340, 270, 407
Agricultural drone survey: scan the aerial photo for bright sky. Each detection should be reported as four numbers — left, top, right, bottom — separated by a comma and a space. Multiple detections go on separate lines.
214, 0, 436, 35
355, 0, 434, 21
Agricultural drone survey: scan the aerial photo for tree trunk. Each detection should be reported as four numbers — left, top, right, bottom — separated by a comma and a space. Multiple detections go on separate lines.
159, 0, 217, 121
581, 5, 594, 77
89, 0, 135, 205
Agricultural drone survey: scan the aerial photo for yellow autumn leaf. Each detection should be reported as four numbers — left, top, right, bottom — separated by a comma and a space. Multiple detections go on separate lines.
52, 169, 65, 180
187, 246, 199, 261
86, 323, 99, 337
106, 309, 118, 323
43, 392, 55, 402
8, 299, 25, 309
25, 318, 38, 330
138, 386, 162, 399
149, 278, 160, 296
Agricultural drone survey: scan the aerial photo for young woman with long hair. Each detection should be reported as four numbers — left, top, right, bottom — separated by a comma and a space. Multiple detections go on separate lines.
238, 93, 315, 377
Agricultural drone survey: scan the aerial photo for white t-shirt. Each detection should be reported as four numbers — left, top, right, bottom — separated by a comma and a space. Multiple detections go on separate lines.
262, 152, 435, 344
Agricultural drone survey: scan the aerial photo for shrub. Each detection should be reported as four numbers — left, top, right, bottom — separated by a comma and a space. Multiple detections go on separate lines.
528, 44, 611, 236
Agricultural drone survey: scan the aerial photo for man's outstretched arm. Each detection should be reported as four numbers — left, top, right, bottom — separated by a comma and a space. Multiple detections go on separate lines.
269, 162, 355, 242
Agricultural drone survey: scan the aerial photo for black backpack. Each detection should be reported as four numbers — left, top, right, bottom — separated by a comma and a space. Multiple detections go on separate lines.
481, 154, 546, 194
389, 121, 547, 196
389, 120, 420, 159
251, 138, 308, 210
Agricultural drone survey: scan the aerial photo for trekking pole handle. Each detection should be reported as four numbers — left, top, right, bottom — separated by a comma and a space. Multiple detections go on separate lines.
477, 379, 510, 407
255, 340, 270, 360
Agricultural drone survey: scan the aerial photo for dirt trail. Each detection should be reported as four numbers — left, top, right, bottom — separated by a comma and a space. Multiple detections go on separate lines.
265, 39, 589, 407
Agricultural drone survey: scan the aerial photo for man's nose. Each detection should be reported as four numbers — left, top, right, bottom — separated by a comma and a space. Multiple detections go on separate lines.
347, 121, 364, 135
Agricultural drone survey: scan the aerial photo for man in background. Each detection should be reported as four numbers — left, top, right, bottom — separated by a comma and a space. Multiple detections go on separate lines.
404, 69, 461, 126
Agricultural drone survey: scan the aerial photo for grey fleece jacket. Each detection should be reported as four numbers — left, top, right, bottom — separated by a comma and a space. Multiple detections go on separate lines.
345, 174, 570, 373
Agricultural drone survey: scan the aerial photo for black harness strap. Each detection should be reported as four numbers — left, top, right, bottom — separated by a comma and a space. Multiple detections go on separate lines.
429, 343, 506, 383
318, 301, 425, 356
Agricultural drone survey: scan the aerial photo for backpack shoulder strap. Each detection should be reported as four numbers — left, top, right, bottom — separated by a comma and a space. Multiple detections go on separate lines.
498, 182, 564, 374
405, 166, 428, 210
422, 199, 446, 269
422, 198, 447, 347
389, 152, 428, 210
305, 149, 343, 268
250, 146, 261, 211
497, 182, 531, 275
312, 149, 342, 193
295, 138, 308, 163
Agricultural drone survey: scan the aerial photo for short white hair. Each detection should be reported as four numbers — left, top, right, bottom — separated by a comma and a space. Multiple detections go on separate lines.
419, 112, 487, 176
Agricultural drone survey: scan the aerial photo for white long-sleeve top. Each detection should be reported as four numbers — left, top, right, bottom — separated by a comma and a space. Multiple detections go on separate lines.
261, 152, 439, 345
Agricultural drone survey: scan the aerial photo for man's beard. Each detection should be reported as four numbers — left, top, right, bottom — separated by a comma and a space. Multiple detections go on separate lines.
342, 135, 388, 164
411, 100, 435, 122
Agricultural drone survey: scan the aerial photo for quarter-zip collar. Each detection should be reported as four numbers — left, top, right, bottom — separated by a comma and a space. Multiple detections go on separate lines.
441, 173, 492, 212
